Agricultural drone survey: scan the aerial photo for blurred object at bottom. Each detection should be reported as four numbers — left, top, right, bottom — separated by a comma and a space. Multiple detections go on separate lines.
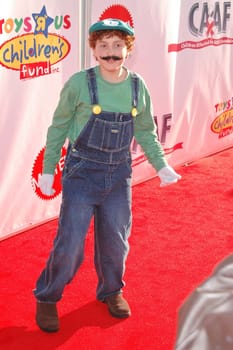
175, 254, 233, 350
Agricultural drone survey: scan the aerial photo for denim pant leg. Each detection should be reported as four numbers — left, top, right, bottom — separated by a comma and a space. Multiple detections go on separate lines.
94, 176, 132, 301
34, 195, 94, 302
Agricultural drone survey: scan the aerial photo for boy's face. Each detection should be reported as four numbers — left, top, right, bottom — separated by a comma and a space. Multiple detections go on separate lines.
93, 34, 128, 72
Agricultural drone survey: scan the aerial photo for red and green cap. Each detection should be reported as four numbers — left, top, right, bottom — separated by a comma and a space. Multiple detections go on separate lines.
89, 18, 134, 36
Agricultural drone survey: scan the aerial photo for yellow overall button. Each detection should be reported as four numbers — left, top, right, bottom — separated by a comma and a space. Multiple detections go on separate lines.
92, 105, 102, 114
131, 107, 137, 117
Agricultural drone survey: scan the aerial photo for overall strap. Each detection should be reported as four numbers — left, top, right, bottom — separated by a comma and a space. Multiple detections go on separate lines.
86, 68, 99, 105
131, 72, 139, 108
87, 68, 139, 109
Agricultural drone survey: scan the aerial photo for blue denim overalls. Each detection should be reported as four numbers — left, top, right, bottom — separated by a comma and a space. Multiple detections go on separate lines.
34, 68, 139, 302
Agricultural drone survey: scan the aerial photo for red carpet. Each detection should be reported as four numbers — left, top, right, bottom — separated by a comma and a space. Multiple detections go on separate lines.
0, 147, 233, 350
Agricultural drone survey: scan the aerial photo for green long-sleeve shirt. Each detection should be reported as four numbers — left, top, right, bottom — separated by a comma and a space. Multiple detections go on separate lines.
43, 65, 168, 174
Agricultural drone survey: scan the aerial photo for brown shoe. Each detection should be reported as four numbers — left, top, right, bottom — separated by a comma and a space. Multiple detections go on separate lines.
36, 301, 60, 332
104, 294, 131, 318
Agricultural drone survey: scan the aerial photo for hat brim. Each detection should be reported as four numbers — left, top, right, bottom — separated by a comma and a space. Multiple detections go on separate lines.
89, 19, 134, 36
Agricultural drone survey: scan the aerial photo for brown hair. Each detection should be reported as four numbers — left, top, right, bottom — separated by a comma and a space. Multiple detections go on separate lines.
89, 30, 135, 52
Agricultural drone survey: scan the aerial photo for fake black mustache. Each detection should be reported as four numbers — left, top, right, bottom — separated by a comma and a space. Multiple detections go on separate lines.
100, 55, 122, 61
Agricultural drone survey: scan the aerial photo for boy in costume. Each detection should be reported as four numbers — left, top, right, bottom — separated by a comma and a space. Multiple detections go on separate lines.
34, 18, 181, 332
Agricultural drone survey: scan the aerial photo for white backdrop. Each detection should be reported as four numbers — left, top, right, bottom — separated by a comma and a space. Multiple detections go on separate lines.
0, 0, 80, 239
1, 0, 233, 239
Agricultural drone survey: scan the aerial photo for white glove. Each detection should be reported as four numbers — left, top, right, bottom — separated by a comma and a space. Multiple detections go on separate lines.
157, 165, 181, 187
39, 174, 55, 195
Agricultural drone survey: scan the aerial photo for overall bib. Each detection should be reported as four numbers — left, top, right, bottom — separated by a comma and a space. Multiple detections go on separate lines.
34, 68, 139, 302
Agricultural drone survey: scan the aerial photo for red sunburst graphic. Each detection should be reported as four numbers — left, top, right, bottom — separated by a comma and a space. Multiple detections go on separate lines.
99, 4, 134, 28
31, 146, 67, 200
